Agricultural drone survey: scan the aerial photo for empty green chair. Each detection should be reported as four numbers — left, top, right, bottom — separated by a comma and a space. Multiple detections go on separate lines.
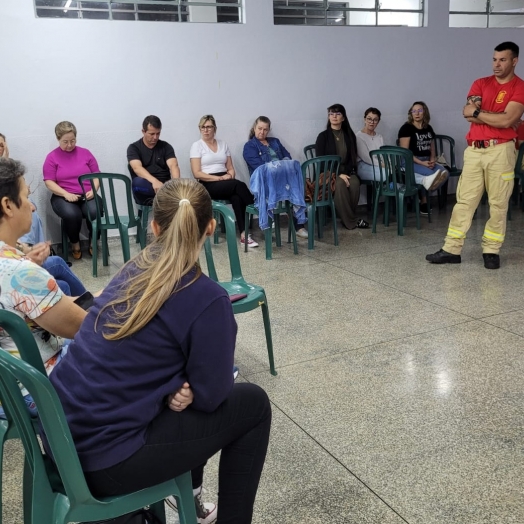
204, 202, 277, 376
370, 147, 421, 236
303, 144, 316, 160
301, 156, 340, 250
0, 309, 197, 524
79, 173, 142, 277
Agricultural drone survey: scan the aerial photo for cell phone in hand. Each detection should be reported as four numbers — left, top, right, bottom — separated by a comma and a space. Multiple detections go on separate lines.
74, 291, 94, 310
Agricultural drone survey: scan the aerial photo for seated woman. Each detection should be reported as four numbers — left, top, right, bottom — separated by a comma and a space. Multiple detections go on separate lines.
315, 103, 369, 229
356, 107, 385, 181
0, 158, 86, 376
243, 116, 308, 238
190, 115, 257, 248
398, 101, 449, 214
43, 121, 101, 260
49, 179, 272, 524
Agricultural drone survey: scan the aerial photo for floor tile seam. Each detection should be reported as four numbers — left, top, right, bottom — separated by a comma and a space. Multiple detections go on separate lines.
242, 318, 478, 379
248, 393, 412, 524
475, 317, 524, 340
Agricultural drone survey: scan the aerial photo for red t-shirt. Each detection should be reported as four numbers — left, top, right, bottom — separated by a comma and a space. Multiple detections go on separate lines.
466, 75, 524, 141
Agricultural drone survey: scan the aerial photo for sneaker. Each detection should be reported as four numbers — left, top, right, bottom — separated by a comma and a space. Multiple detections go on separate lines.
240, 235, 259, 248
296, 228, 308, 238
425, 249, 461, 264
483, 253, 500, 269
419, 203, 431, 216
233, 365, 239, 380
165, 489, 217, 524
421, 170, 447, 191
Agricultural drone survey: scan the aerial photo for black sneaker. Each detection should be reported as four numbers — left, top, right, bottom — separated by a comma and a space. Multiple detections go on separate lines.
420, 203, 431, 216
483, 253, 500, 269
426, 249, 461, 264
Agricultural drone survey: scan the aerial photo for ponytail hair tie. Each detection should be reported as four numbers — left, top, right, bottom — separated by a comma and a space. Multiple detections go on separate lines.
179, 199, 190, 205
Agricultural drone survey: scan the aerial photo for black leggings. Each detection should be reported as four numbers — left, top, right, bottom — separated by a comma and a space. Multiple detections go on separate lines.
85, 383, 271, 524
201, 178, 254, 235
50, 194, 100, 244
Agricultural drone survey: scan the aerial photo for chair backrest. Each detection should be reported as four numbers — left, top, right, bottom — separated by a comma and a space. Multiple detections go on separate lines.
303, 144, 316, 160
204, 202, 246, 284
0, 311, 96, 512
301, 156, 340, 204
79, 173, 139, 229
515, 142, 524, 177
370, 147, 417, 194
434, 134, 459, 171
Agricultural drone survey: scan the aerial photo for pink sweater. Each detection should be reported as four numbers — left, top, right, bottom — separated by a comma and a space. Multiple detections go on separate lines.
43, 146, 100, 194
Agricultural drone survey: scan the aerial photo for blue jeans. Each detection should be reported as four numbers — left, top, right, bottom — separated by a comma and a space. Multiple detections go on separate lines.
357, 161, 377, 181
43, 256, 87, 296
413, 157, 446, 185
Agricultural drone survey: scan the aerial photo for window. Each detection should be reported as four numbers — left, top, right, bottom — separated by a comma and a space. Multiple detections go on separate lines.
273, 0, 425, 27
450, 0, 524, 28
34, 0, 242, 23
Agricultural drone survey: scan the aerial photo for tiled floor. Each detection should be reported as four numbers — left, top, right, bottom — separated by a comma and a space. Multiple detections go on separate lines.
3, 201, 524, 523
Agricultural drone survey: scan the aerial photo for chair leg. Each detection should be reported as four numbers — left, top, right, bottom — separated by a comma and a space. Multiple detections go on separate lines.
264, 223, 273, 260
244, 211, 250, 253
331, 202, 339, 246
173, 472, 199, 524
120, 229, 131, 262
259, 295, 277, 376
274, 215, 282, 247
307, 204, 315, 250
372, 189, 380, 234
415, 197, 421, 230
285, 203, 298, 255
213, 211, 220, 245
384, 198, 390, 227
149, 500, 167, 524
101, 230, 109, 267
61, 221, 69, 262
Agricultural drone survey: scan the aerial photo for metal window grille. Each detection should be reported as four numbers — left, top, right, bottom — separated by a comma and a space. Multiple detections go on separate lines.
450, 0, 524, 28
273, 0, 425, 27
34, 0, 242, 23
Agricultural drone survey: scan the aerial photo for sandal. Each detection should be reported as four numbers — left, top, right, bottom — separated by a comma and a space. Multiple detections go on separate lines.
72, 249, 82, 260
356, 219, 370, 229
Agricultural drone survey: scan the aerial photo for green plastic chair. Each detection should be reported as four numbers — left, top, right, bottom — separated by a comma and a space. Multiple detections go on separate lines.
434, 134, 462, 208
245, 202, 298, 260
204, 202, 277, 376
304, 143, 373, 210
59, 221, 69, 263
301, 156, 340, 250
370, 147, 421, 236
0, 310, 198, 524
79, 173, 142, 277
212, 199, 231, 245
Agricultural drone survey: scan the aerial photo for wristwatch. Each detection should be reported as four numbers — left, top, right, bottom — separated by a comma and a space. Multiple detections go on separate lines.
473, 109, 480, 118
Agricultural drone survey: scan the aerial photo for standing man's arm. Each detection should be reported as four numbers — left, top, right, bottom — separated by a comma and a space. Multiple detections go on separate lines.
166, 157, 180, 179
464, 101, 524, 128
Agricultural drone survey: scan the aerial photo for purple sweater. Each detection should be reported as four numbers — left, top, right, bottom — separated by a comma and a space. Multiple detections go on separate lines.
50, 264, 237, 472
43, 146, 100, 194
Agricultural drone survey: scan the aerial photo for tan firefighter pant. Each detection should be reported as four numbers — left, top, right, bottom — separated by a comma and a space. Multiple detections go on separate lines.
443, 141, 516, 255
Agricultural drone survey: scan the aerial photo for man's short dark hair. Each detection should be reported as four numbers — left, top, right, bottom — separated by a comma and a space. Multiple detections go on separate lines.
0, 158, 25, 220
142, 115, 162, 131
495, 41, 519, 58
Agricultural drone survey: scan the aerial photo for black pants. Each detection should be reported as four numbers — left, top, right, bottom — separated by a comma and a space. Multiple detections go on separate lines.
51, 194, 100, 244
201, 179, 254, 234
85, 383, 271, 524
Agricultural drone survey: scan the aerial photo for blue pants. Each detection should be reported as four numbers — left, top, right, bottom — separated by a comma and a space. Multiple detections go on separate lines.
357, 161, 377, 181
43, 256, 86, 296
413, 157, 446, 185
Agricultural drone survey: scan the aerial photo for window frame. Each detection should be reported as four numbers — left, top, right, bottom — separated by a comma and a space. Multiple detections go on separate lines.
273, 0, 425, 27
449, 0, 524, 28
33, 0, 243, 23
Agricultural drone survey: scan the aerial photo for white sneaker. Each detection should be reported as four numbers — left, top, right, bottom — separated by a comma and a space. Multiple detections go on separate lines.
422, 170, 447, 191
165, 490, 217, 524
240, 235, 259, 248
296, 228, 308, 238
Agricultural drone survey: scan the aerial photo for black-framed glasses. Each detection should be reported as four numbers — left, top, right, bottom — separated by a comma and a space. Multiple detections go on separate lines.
365, 117, 379, 123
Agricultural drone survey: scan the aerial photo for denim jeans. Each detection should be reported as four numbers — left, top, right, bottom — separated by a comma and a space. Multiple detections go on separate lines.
85, 383, 271, 524
43, 256, 87, 296
357, 160, 378, 181
413, 157, 446, 185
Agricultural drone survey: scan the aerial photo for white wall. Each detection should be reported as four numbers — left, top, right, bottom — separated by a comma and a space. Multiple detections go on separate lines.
1, 0, 523, 241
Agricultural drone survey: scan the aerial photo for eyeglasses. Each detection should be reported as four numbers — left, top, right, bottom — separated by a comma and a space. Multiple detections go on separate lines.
365, 118, 380, 123
410, 109, 424, 114
328, 111, 342, 117
60, 139, 76, 146
200, 126, 215, 130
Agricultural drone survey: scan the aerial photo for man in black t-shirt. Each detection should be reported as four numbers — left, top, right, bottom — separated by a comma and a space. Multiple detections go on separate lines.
127, 115, 180, 205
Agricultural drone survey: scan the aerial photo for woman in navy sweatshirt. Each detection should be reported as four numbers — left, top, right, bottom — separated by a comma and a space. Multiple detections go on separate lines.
50, 179, 272, 524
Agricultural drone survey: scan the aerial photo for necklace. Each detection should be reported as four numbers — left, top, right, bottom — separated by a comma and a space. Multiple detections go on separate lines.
332, 129, 343, 141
